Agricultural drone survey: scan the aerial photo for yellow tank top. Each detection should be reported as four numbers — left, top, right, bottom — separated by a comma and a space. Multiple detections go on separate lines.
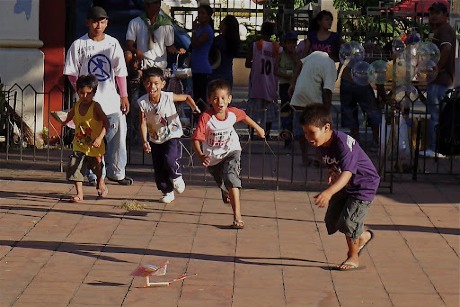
72, 100, 105, 157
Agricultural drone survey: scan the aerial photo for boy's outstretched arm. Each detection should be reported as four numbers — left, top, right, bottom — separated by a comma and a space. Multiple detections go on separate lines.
173, 93, 201, 113
139, 110, 151, 154
314, 170, 352, 208
62, 108, 75, 126
243, 115, 265, 138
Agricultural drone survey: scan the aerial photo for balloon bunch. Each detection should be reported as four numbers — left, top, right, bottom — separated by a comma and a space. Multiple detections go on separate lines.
339, 38, 440, 90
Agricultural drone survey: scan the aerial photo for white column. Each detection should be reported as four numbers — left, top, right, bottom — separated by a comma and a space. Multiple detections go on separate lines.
0, 0, 44, 142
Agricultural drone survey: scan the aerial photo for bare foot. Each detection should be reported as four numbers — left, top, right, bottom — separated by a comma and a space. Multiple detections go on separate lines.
70, 195, 83, 203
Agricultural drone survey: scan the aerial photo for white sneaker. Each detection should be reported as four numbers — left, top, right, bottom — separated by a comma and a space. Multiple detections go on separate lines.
419, 149, 445, 158
172, 176, 185, 194
160, 192, 175, 204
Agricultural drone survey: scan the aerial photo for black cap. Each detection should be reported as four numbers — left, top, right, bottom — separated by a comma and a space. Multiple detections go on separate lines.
87, 6, 108, 20
428, 2, 448, 14
284, 31, 298, 41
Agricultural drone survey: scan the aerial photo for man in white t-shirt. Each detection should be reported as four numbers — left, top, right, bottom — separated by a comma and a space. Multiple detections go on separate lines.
288, 51, 337, 165
126, 0, 185, 70
125, 0, 185, 143
289, 51, 337, 110
64, 6, 133, 185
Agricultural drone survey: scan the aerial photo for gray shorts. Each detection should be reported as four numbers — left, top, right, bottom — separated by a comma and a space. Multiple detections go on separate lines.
324, 191, 371, 241
66, 151, 102, 182
207, 150, 242, 193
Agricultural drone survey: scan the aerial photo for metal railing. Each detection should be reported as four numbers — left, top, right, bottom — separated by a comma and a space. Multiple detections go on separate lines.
0, 84, 458, 192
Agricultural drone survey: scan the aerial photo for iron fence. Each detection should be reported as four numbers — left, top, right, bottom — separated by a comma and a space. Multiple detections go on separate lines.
1, 83, 459, 193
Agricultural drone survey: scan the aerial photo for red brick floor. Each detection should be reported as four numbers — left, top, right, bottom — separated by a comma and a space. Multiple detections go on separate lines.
0, 160, 459, 306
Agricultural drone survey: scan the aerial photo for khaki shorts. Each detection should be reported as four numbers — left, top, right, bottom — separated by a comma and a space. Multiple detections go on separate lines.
66, 151, 102, 182
207, 150, 242, 192
324, 190, 371, 241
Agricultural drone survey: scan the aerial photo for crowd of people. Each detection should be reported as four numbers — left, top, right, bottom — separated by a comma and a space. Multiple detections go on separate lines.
61, 1, 455, 270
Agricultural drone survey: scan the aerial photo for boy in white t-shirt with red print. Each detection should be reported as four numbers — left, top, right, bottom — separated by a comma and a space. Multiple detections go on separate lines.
192, 79, 265, 229
139, 67, 200, 204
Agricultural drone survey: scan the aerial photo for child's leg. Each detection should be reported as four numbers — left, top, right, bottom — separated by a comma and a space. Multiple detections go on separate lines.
228, 187, 242, 222
163, 138, 183, 181
150, 142, 173, 194
336, 198, 372, 270
71, 181, 84, 202
222, 151, 243, 225
93, 156, 108, 197
67, 152, 86, 202
339, 229, 373, 270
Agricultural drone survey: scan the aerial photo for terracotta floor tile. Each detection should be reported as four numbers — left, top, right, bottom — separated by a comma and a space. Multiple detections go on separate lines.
0, 160, 458, 306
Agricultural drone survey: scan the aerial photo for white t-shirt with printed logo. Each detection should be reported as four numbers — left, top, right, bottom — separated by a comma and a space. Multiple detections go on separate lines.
64, 34, 128, 115
138, 91, 183, 144
192, 107, 246, 166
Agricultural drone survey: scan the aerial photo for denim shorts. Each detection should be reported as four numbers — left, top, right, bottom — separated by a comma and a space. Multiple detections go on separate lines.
324, 190, 371, 241
207, 150, 242, 193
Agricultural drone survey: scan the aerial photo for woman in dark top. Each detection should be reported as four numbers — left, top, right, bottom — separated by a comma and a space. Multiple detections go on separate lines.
190, 4, 214, 114
298, 10, 341, 62
210, 15, 241, 89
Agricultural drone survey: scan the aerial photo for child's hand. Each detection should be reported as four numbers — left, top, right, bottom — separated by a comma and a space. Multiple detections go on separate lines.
193, 106, 201, 114
199, 154, 210, 167
328, 170, 339, 185
143, 141, 151, 154
92, 137, 102, 148
256, 128, 265, 138
313, 191, 332, 208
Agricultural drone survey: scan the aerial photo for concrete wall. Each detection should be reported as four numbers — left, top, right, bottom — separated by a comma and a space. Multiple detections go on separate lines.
0, 0, 44, 141
233, 58, 250, 88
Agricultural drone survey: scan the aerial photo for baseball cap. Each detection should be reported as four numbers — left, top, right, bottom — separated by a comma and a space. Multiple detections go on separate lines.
284, 31, 298, 41
87, 6, 108, 20
428, 2, 448, 13
144, 0, 161, 3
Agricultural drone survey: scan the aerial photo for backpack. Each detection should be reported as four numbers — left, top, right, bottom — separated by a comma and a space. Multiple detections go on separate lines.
437, 87, 460, 156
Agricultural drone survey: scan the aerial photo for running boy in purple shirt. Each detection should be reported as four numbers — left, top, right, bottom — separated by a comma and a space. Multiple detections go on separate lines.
300, 103, 380, 271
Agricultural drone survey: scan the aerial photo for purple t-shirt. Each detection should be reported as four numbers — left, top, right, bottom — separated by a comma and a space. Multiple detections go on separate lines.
308, 31, 341, 62
319, 130, 380, 201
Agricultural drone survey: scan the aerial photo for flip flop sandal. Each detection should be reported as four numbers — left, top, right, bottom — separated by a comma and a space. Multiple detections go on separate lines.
70, 196, 83, 203
336, 261, 366, 271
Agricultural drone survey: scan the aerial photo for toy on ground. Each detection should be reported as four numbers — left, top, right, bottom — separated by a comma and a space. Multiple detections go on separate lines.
131, 260, 197, 287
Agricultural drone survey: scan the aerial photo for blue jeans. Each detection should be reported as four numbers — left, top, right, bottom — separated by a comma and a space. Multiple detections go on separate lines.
87, 112, 128, 182
105, 112, 128, 180
426, 83, 451, 150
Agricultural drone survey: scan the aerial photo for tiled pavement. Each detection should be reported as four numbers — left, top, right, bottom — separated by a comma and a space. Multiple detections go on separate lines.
0, 160, 459, 307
